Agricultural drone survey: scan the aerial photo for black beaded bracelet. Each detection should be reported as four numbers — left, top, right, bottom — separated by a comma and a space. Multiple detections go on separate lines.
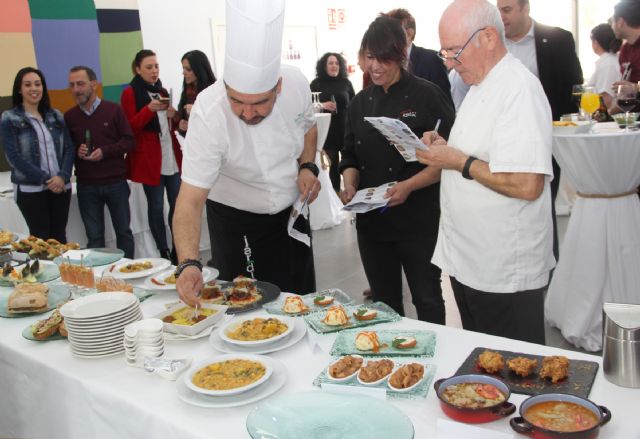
462, 156, 478, 180
174, 259, 203, 279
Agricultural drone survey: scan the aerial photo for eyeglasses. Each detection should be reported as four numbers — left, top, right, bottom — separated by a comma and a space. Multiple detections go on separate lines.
438, 27, 487, 64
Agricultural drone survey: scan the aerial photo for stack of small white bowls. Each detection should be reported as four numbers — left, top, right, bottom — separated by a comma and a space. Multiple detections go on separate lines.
123, 318, 165, 367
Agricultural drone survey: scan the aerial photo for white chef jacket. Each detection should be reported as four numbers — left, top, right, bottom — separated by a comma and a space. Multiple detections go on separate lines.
181, 65, 315, 214
587, 52, 621, 95
432, 53, 556, 293
506, 21, 539, 79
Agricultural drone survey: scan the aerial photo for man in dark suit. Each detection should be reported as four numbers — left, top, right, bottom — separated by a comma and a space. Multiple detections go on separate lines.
498, 0, 583, 261
385, 8, 452, 101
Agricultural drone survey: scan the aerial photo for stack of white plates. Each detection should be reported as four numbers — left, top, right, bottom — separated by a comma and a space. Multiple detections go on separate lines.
59, 292, 142, 358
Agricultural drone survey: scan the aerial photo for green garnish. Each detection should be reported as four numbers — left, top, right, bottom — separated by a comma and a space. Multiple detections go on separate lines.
313, 295, 326, 303
355, 308, 368, 316
392, 338, 407, 348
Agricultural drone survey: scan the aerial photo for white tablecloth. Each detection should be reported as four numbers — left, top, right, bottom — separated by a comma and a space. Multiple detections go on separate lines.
545, 125, 640, 351
0, 172, 210, 257
0, 272, 638, 438
309, 113, 347, 231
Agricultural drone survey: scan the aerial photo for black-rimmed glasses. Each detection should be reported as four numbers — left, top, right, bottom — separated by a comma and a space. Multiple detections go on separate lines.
437, 27, 487, 64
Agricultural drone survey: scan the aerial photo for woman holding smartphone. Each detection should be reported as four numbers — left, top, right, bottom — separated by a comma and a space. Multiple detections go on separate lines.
121, 49, 182, 262
176, 50, 216, 136
0, 67, 74, 242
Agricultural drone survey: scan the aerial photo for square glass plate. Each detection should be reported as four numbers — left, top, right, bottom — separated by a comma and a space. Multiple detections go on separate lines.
330, 328, 436, 357
263, 288, 355, 316
303, 302, 401, 334
313, 357, 437, 400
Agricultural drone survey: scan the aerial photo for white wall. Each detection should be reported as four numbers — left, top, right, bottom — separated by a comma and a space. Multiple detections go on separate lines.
137, 0, 617, 101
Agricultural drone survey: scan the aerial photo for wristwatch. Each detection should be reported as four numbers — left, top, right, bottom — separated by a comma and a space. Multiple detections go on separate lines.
299, 162, 319, 178
174, 259, 203, 279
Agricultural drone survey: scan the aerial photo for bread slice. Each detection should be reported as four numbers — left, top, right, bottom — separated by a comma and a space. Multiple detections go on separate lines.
8, 282, 49, 314
31, 309, 62, 340
58, 320, 68, 337
392, 336, 417, 349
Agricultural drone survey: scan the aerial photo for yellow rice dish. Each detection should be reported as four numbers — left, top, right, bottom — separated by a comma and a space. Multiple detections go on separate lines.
192, 359, 266, 391
226, 317, 288, 341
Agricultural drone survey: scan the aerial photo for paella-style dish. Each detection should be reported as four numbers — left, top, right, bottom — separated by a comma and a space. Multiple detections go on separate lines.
191, 359, 266, 391
119, 261, 153, 273
162, 306, 217, 326
225, 317, 288, 342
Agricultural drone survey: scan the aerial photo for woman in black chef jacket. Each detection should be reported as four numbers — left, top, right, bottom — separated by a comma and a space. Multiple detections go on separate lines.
339, 16, 455, 324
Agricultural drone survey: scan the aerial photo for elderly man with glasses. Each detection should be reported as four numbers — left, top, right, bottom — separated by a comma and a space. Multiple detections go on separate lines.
416, 0, 555, 344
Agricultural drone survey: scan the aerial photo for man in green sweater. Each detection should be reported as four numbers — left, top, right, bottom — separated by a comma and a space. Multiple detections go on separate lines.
64, 66, 135, 258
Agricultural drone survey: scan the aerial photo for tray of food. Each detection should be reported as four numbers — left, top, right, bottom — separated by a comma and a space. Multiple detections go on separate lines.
263, 289, 355, 316
454, 347, 599, 399
109, 258, 171, 280
330, 329, 436, 358
303, 302, 401, 334
0, 283, 71, 318
11, 236, 80, 260
198, 276, 280, 314
313, 355, 436, 400
0, 259, 59, 286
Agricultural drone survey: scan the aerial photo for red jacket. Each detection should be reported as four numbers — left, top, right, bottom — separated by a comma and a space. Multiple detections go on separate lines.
120, 86, 182, 186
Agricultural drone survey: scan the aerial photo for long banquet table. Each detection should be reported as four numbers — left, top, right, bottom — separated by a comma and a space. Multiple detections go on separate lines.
1, 271, 638, 438
545, 123, 640, 352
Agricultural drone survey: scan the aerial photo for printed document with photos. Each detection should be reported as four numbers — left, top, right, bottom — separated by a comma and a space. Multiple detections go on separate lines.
365, 117, 427, 162
342, 182, 397, 213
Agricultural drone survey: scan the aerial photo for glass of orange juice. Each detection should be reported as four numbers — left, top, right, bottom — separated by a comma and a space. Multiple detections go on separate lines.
580, 86, 600, 121
81, 266, 95, 288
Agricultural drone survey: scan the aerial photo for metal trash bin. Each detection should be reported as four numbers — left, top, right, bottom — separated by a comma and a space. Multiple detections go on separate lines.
602, 302, 640, 388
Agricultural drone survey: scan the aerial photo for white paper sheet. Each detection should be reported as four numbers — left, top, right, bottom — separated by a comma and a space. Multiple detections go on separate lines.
365, 116, 427, 162
287, 193, 311, 246
342, 182, 396, 213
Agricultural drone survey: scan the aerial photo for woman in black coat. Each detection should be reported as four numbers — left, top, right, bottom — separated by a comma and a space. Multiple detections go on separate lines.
310, 52, 355, 192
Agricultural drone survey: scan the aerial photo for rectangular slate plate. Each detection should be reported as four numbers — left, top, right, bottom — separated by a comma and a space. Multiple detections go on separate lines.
454, 347, 599, 399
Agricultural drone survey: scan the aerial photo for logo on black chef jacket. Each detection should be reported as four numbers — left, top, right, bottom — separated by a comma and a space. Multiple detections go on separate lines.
400, 109, 416, 118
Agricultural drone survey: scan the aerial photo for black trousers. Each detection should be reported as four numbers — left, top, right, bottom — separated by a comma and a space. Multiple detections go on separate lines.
550, 158, 560, 262
357, 231, 444, 324
449, 276, 546, 344
206, 200, 316, 294
16, 188, 71, 243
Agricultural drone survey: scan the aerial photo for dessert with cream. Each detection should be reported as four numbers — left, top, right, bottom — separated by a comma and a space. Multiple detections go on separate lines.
321, 305, 350, 326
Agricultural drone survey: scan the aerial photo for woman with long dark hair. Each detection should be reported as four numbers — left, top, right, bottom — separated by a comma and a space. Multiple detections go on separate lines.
339, 16, 454, 323
0, 67, 74, 242
310, 52, 354, 192
121, 49, 182, 262
177, 50, 216, 135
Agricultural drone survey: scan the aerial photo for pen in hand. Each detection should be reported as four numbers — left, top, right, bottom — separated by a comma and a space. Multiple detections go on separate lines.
431, 119, 441, 143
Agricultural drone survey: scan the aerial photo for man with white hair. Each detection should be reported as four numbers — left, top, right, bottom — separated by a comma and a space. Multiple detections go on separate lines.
174, 0, 320, 306
417, 0, 555, 344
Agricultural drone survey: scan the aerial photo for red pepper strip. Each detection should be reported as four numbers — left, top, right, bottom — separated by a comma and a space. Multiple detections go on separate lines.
151, 278, 165, 286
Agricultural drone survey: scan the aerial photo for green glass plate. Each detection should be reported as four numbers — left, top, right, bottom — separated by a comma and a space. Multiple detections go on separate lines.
22, 323, 65, 341
53, 248, 124, 267
0, 262, 60, 286
0, 283, 71, 318
263, 288, 355, 316
303, 302, 401, 334
246, 391, 414, 439
330, 329, 437, 357
313, 357, 437, 400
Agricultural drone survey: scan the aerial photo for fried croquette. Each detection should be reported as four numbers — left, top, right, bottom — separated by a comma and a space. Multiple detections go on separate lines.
507, 357, 538, 377
478, 350, 505, 374
539, 356, 569, 383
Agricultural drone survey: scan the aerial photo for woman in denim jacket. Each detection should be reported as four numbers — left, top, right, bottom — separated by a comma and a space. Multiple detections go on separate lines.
0, 67, 74, 243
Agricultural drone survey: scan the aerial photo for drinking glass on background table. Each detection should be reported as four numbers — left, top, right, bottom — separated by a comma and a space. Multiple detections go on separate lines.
615, 84, 639, 132
572, 84, 585, 118
580, 86, 600, 122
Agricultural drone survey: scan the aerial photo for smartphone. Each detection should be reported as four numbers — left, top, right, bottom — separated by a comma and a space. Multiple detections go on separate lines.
158, 97, 170, 105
